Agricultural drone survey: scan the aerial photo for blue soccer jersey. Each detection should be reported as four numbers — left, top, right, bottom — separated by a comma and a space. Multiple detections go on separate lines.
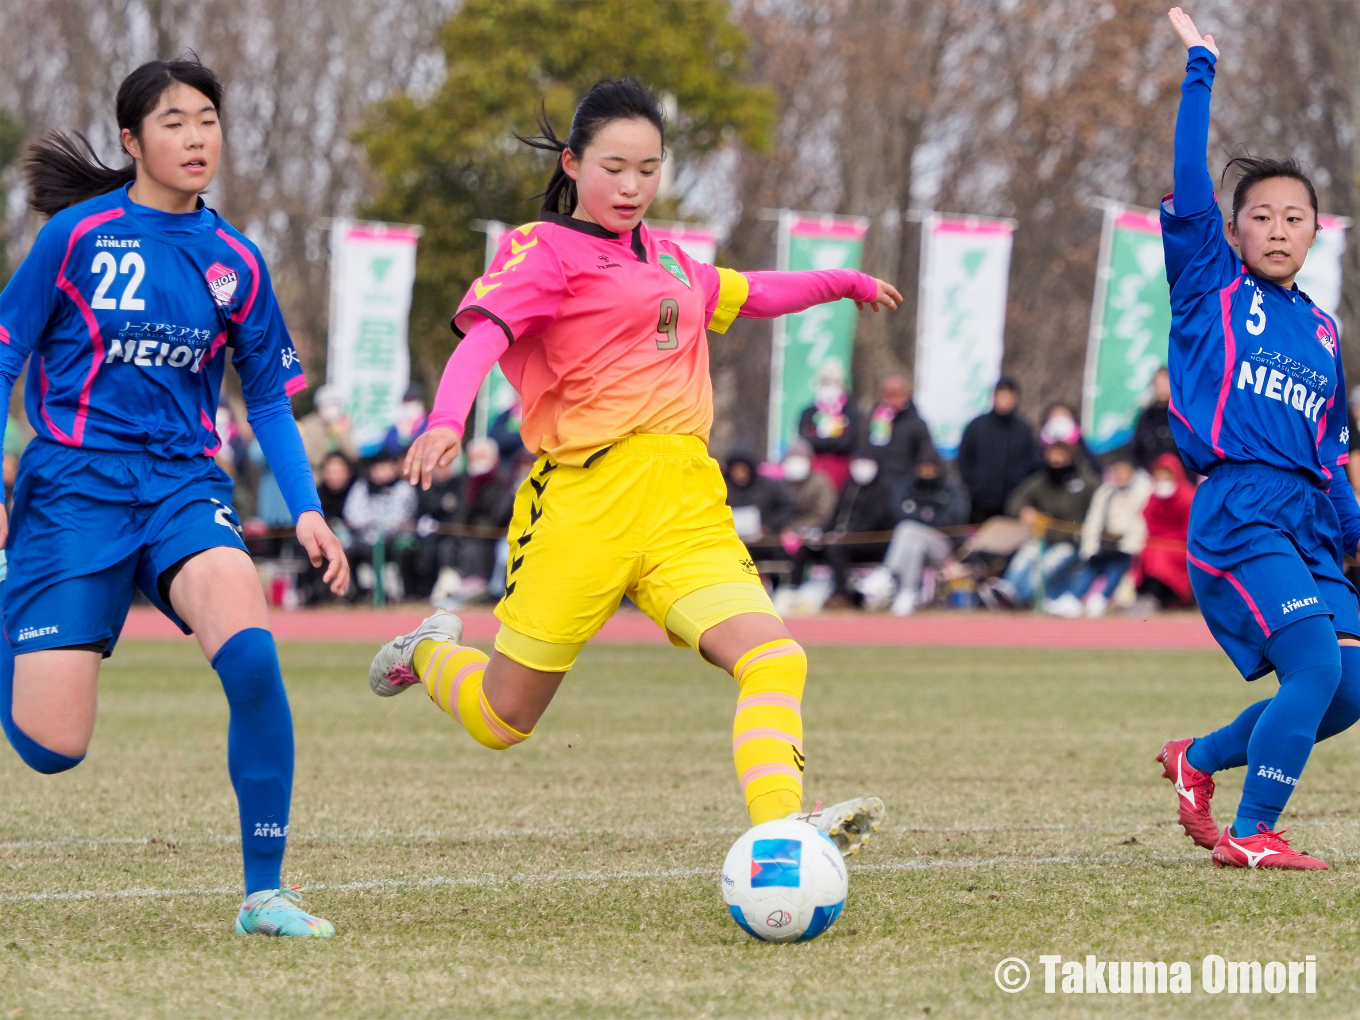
1163, 48, 1359, 557
1162, 200, 1349, 488
0, 185, 313, 507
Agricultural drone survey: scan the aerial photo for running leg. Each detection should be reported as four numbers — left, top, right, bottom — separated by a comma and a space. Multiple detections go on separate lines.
1232, 614, 1341, 835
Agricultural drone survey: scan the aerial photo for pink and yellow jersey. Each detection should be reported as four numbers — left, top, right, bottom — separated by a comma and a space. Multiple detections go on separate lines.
451, 213, 749, 467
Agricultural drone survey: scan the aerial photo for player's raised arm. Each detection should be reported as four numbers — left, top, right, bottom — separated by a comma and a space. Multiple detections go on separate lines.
1168, 7, 1218, 219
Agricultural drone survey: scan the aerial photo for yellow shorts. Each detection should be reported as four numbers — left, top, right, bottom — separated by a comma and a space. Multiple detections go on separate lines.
494, 434, 779, 671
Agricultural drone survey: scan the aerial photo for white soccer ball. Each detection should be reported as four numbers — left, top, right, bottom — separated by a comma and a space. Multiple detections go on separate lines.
721, 818, 848, 943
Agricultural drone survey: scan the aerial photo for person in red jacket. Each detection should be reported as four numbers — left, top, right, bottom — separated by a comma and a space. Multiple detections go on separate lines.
1134, 453, 1195, 611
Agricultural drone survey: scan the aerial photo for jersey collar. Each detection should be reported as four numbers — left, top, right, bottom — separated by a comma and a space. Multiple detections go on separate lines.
542, 211, 648, 263
117, 184, 216, 246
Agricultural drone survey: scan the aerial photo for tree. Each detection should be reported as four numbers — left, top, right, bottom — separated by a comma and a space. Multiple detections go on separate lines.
356, 0, 773, 386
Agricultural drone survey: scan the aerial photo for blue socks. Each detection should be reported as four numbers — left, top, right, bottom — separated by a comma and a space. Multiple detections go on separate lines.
1187, 615, 1343, 837
213, 628, 294, 894
0, 625, 84, 774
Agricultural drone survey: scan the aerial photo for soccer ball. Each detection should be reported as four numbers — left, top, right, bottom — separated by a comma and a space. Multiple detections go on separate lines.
721, 818, 848, 943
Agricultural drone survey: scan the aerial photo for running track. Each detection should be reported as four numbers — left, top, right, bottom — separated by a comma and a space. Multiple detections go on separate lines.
121, 607, 1218, 650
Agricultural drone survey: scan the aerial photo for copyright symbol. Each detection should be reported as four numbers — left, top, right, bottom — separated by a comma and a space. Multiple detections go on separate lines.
994, 957, 1030, 993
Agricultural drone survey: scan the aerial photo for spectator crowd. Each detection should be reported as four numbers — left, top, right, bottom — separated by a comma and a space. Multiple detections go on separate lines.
721, 366, 1200, 617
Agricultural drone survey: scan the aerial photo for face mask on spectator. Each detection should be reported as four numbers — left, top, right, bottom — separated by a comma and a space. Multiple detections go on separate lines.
1040, 413, 1079, 446
783, 456, 811, 482
815, 382, 844, 406
1154, 479, 1177, 498
849, 458, 878, 485
1045, 460, 1074, 484
466, 439, 499, 477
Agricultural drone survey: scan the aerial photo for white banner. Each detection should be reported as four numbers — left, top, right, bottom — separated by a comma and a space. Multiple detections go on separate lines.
327, 218, 422, 453
914, 213, 1015, 457
1296, 214, 1350, 321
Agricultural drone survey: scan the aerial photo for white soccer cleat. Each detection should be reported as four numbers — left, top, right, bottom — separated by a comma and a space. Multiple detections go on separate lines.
368, 609, 465, 697
789, 796, 886, 857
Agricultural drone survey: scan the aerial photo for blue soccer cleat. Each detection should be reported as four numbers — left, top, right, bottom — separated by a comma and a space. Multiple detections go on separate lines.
234, 886, 336, 937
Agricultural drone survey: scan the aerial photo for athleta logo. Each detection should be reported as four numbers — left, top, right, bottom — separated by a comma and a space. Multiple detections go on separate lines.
1255, 765, 1299, 787
15, 625, 58, 642
205, 262, 239, 307
95, 235, 140, 248
252, 822, 288, 838
1282, 596, 1319, 615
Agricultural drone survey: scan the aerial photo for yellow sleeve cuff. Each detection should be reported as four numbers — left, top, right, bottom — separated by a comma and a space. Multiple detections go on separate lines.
707, 267, 750, 334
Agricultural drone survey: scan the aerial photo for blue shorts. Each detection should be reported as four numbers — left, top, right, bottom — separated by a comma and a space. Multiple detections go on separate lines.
4, 440, 248, 656
1188, 461, 1360, 681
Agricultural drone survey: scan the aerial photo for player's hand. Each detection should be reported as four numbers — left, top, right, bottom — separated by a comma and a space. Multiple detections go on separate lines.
296, 510, 350, 596
1168, 7, 1218, 58
405, 426, 463, 490
856, 279, 902, 313
0, 501, 8, 548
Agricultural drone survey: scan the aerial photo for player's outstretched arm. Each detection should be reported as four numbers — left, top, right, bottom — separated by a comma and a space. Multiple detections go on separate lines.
1168, 7, 1218, 58
1165, 7, 1218, 227
296, 510, 351, 595
723, 269, 901, 325
855, 279, 902, 313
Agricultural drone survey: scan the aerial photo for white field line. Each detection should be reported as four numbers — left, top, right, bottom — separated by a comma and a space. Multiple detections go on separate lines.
6, 849, 1324, 905
13, 816, 1360, 851
0, 821, 1204, 851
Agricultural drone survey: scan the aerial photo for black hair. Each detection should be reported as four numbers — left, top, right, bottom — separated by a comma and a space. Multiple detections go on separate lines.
1221, 154, 1319, 229
515, 78, 666, 216
995, 375, 1020, 394
24, 57, 224, 217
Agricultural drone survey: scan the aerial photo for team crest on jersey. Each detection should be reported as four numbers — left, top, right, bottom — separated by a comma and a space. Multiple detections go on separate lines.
205, 262, 239, 307
1316, 324, 1336, 355
659, 253, 691, 289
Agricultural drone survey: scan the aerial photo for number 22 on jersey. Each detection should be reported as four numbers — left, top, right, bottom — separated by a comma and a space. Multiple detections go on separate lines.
90, 251, 146, 310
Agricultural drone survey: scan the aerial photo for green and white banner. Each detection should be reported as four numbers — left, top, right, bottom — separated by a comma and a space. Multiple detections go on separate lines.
766, 211, 869, 461
1082, 203, 1171, 454
914, 213, 1014, 457
326, 218, 422, 453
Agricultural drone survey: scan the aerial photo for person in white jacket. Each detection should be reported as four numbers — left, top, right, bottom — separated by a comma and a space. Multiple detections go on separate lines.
1045, 452, 1152, 617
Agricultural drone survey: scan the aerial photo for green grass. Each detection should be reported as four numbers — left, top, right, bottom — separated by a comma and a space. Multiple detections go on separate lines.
2, 640, 1359, 1018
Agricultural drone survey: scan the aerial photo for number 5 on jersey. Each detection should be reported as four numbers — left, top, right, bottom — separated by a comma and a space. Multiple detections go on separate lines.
90, 251, 146, 311
656, 297, 679, 350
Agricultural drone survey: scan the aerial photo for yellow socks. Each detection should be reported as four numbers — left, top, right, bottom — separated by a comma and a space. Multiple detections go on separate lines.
732, 639, 807, 824
413, 639, 530, 750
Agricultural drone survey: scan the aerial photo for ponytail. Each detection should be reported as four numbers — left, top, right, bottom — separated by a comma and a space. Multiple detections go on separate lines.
515, 108, 575, 215
24, 56, 224, 216
23, 131, 135, 218
515, 78, 666, 216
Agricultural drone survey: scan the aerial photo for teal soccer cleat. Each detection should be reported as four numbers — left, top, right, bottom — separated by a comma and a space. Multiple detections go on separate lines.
235, 886, 336, 937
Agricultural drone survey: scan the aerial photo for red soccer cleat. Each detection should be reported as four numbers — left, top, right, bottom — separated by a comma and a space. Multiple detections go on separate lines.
1156, 737, 1221, 849
1212, 823, 1329, 870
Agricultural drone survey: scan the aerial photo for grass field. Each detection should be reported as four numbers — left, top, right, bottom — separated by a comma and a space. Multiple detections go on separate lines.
2, 639, 1359, 1018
